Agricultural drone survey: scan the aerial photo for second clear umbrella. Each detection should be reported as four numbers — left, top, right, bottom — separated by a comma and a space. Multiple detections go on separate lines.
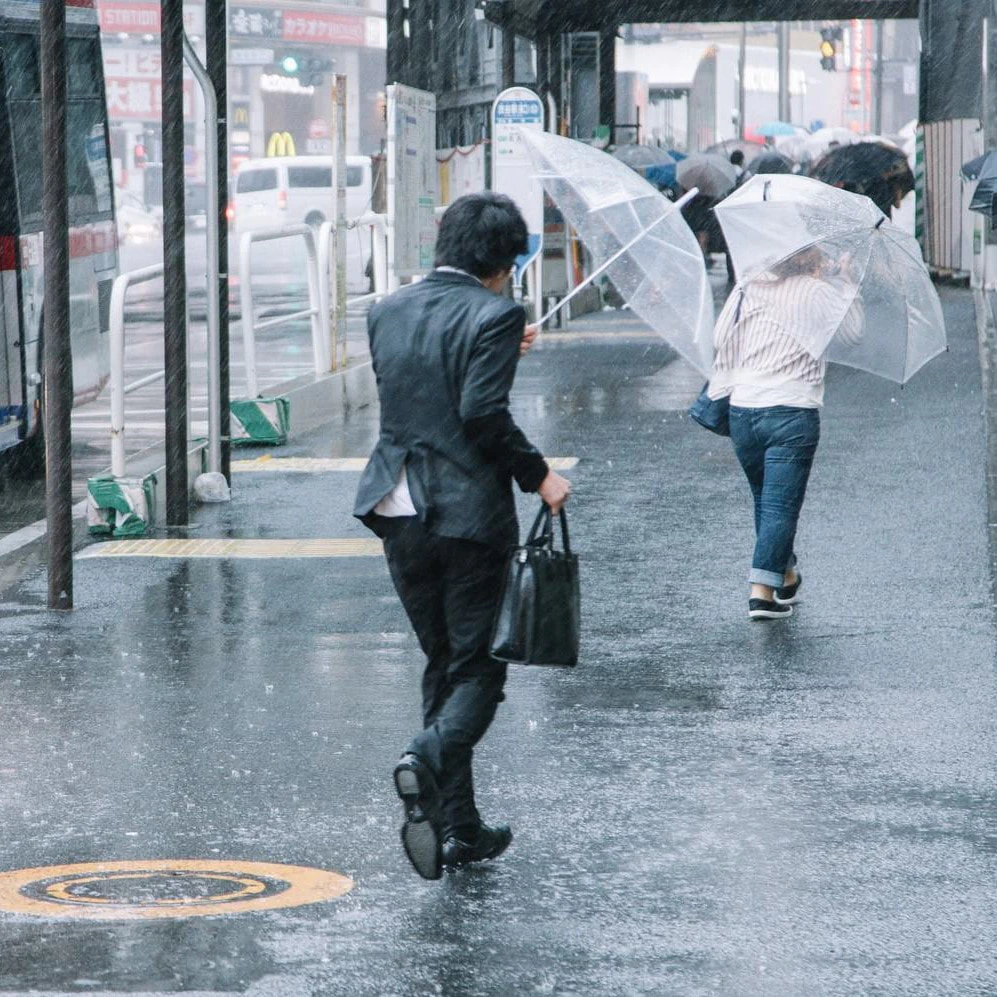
521, 129, 714, 374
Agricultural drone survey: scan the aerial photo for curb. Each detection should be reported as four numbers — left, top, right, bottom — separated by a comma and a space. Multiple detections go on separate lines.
0, 359, 377, 597
973, 288, 997, 599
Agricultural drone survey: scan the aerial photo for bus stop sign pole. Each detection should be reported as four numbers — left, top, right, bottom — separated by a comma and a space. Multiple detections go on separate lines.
41, 0, 73, 610
161, 0, 189, 525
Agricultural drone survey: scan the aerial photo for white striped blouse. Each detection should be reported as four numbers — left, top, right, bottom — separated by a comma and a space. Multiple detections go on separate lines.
708, 274, 864, 409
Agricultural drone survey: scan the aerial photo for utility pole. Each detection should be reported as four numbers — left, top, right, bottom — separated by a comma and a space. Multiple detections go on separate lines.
873, 19, 885, 135
161, 0, 188, 525
41, 0, 72, 610
206, 0, 231, 484
777, 22, 791, 123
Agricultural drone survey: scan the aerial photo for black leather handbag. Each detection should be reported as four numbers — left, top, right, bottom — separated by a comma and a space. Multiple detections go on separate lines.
490, 504, 580, 668
688, 385, 730, 436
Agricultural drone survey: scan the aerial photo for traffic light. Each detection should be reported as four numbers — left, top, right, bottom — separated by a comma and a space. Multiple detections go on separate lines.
819, 27, 842, 72
301, 57, 334, 87
274, 52, 333, 87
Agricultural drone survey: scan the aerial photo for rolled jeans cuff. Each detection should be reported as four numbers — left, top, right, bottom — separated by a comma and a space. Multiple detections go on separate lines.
749, 567, 786, 588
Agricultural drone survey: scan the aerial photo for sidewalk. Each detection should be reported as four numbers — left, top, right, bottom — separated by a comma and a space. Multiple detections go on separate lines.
0, 289, 994, 996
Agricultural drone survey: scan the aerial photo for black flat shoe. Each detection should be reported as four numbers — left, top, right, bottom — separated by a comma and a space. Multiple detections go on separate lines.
394, 754, 442, 880
441, 823, 513, 869
774, 571, 802, 605
748, 598, 793, 621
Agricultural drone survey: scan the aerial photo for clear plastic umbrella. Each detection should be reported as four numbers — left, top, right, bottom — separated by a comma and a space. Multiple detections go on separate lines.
676, 153, 739, 198
714, 173, 946, 384
520, 129, 714, 374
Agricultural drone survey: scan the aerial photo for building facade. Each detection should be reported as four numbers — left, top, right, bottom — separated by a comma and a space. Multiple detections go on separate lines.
96, 0, 387, 203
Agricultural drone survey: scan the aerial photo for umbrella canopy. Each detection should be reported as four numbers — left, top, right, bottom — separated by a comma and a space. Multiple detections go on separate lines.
520, 129, 714, 374
756, 121, 796, 138
747, 151, 794, 175
810, 141, 915, 215
963, 151, 997, 214
804, 126, 858, 159
676, 153, 739, 198
714, 174, 946, 384
961, 151, 994, 181
704, 138, 764, 161
612, 144, 675, 170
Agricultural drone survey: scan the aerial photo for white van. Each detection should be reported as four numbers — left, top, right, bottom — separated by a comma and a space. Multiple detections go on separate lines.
232, 155, 373, 235
233, 155, 374, 291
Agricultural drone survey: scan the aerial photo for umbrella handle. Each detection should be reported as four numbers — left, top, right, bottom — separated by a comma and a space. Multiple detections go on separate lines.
535, 187, 701, 328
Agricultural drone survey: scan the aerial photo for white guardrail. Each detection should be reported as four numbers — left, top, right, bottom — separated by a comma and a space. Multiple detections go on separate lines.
109, 263, 166, 479
238, 224, 326, 399
108, 214, 395, 478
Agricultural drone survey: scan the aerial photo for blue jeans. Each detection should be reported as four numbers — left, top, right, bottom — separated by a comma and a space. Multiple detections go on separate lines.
728, 406, 820, 588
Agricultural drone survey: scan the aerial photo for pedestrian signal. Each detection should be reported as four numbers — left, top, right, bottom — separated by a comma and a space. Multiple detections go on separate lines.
266, 131, 296, 158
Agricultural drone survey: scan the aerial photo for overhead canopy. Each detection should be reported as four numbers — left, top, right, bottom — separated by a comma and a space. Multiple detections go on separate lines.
484, 0, 918, 36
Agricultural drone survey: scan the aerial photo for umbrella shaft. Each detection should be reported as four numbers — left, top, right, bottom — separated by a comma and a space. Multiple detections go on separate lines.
537, 187, 699, 328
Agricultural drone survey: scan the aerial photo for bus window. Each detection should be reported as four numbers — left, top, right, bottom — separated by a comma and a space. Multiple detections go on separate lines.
8, 99, 42, 222
4, 35, 40, 98
67, 38, 102, 97
69, 101, 112, 218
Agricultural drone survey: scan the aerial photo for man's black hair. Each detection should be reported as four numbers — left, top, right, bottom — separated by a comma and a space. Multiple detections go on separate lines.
730, 150, 745, 167
434, 192, 529, 279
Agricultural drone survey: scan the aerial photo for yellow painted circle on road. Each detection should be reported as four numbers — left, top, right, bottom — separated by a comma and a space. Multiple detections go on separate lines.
0, 859, 353, 920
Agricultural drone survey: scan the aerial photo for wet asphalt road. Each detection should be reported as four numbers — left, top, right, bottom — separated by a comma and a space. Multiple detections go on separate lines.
0, 288, 995, 995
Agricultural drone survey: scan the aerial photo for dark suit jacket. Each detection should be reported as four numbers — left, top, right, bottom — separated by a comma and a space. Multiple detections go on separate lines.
354, 269, 549, 550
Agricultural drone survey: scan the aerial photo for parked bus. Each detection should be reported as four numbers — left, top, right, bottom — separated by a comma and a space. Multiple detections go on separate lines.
0, 0, 117, 464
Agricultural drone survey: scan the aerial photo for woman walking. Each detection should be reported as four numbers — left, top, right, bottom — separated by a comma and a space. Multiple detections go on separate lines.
707, 246, 863, 620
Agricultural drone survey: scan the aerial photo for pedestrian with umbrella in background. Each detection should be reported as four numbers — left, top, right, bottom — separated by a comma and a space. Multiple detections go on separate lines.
809, 141, 914, 218
705, 175, 947, 621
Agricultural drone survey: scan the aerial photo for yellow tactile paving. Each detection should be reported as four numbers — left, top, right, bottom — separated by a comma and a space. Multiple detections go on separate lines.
77, 538, 385, 560
231, 456, 580, 472
0, 859, 353, 920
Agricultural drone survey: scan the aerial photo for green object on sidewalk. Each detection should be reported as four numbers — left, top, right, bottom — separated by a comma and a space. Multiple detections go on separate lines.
86, 473, 157, 537
231, 397, 291, 446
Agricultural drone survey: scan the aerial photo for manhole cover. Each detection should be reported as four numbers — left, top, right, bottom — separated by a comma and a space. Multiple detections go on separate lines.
0, 859, 353, 919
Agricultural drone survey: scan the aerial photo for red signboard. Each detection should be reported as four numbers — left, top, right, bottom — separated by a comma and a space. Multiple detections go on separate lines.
282, 11, 365, 47
96, 1, 202, 35
106, 78, 194, 120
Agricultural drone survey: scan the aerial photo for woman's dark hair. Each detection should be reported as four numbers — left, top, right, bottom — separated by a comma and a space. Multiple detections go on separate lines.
434, 192, 529, 279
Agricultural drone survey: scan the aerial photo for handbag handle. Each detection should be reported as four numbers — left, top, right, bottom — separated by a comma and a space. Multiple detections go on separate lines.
526, 503, 572, 556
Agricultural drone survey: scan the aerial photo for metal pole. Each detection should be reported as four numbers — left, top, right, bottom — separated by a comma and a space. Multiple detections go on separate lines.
334, 75, 348, 369
182, 35, 221, 475
874, 19, 885, 135
41, 0, 72, 610
599, 28, 617, 142
206, 0, 231, 484
502, 11, 516, 89
738, 22, 747, 140
161, 0, 188, 525
777, 22, 791, 124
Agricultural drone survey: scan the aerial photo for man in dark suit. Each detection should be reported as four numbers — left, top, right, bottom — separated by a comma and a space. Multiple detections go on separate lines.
355, 192, 571, 880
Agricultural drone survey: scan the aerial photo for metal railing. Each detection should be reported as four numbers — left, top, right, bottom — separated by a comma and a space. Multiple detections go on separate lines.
109, 263, 166, 478
343, 212, 390, 310
238, 224, 327, 398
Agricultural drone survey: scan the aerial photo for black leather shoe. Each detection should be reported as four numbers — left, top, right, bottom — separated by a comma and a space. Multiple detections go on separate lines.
393, 754, 442, 881
441, 823, 513, 869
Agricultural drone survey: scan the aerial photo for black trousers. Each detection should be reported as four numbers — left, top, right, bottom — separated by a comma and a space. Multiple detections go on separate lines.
379, 516, 508, 840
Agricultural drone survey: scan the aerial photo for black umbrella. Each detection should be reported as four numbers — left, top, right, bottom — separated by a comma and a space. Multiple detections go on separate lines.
963, 152, 997, 216
747, 151, 794, 175
809, 141, 914, 215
